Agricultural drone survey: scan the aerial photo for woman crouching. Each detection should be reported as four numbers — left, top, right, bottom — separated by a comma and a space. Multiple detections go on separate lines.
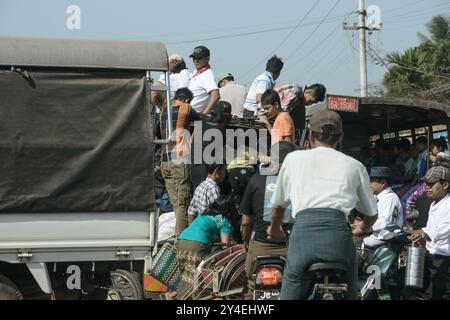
176, 194, 235, 300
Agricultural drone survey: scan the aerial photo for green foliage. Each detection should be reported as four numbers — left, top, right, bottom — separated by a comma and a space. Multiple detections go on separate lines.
382, 15, 450, 103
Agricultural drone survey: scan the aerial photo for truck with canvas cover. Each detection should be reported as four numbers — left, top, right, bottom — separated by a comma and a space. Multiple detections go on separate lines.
0, 36, 172, 299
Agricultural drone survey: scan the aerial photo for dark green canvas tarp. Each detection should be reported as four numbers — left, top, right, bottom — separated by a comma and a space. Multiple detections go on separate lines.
0, 69, 155, 213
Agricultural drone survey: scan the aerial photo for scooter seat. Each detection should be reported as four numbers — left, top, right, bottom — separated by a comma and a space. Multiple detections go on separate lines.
308, 262, 347, 275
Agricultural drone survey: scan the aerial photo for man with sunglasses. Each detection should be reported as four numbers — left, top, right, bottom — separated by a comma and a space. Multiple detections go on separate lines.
409, 165, 450, 299
188, 46, 220, 116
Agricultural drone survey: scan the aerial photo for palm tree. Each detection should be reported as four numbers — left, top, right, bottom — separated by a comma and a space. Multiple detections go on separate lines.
383, 16, 450, 101
417, 15, 450, 44
383, 47, 432, 97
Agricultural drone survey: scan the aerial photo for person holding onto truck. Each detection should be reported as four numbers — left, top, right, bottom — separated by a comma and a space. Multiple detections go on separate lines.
242, 55, 283, 119
189, 101, 232, 191
217, 72, 247, 118
158, 54, 190, 96
276, 83, 326, 144
176, 195, 235, 300
187, 163, 227, 225
160, 87, 201, 236
256, 89, 295, 145
188, 46, 220, 116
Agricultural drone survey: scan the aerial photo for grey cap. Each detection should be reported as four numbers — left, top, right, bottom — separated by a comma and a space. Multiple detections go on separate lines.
217, 72, 234, 86
370, 167, 393, 180
309, 110, 343, 135
421, 165, 450, 183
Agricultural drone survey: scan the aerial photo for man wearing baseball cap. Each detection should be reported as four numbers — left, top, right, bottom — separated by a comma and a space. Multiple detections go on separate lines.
158, 54, 190, 95
409, 165, 450, 299
188, 46, 220, 116
363, 166, 403, 248
268, 110, 378, 299
217, 72, 247, 118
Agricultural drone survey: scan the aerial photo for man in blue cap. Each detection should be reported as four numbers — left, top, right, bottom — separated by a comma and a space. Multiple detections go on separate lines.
363, 166, 404, 247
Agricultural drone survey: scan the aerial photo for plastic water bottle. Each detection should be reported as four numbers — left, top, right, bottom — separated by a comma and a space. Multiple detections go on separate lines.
405, 245, 426, 288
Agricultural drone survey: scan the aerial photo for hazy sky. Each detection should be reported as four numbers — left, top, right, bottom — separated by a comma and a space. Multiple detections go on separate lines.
1, 0, 448, 96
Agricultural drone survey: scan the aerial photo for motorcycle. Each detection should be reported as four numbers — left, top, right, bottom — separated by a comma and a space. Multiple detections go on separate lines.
250, 255, 286, 300
250, 255, 351, 300
358, 210, 426, 300
249, 211, 426, 300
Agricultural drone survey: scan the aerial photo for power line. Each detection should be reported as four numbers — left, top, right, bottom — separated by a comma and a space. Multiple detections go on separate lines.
382, 3, 450, 21
118, 13, 347, 42
345, 26, 358, 55
267, 0, 322, 55
165, 25, 295, 44
307, 45, 348, 83
305, 35, 345, 83
283, 24, 340, 75
296, 27, 343, 77
235, 0, 322, 81
308, 40, 348, 81
284, 0, 342, 62
389, 62, 450, 80
368, 45, 450, 80
165, 13, 349, 45
387, 0, 425, 13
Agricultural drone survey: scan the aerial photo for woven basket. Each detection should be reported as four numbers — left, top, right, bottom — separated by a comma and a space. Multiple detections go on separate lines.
150, 242, 181, 290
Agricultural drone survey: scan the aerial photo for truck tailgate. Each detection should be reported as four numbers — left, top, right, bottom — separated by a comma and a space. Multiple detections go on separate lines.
0, 212, 156, 248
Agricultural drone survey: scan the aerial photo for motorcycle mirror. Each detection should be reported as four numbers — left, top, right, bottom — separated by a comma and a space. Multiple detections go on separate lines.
382, 231, 395, 241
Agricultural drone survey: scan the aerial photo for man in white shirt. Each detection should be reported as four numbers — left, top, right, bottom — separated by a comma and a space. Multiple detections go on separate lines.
268, 110, 378, 300
363, 167, 404, 248
409, 165, 450, 299
158, 54, 190, 96
188, 46, 220, 115
242, 55, 283, 118
217, 73, 247, 118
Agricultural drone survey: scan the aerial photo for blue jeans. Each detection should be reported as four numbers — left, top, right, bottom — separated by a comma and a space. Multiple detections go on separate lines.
280, 208, 358, 300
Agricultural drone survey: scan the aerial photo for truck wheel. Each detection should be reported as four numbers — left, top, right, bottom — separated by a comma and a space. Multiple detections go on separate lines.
0, 274, 24, 300
110, 270, 144, 300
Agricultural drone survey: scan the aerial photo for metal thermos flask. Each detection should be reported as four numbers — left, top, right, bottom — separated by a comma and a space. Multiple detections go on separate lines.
405, 244, 426, 288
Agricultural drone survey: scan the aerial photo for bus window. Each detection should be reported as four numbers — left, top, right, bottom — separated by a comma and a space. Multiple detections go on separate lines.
432, 124, 447, 132
370, 135, 380, 142
433, 131, 448, 140
415, 127, 428, 135
399, 129, 412, 137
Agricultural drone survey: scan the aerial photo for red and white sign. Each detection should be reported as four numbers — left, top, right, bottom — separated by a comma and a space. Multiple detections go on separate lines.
327, 95, 359, 112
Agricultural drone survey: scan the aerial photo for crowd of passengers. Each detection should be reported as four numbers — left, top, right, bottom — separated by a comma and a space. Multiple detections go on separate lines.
150, 45, 450, 300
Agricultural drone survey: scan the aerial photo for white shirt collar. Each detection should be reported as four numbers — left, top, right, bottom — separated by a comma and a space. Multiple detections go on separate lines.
431, 194, 450, 209
377, 187, 393, 198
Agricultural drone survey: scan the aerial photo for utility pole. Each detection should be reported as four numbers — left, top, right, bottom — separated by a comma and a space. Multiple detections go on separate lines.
344, 0, 381, 97
358, 0, 368, 97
